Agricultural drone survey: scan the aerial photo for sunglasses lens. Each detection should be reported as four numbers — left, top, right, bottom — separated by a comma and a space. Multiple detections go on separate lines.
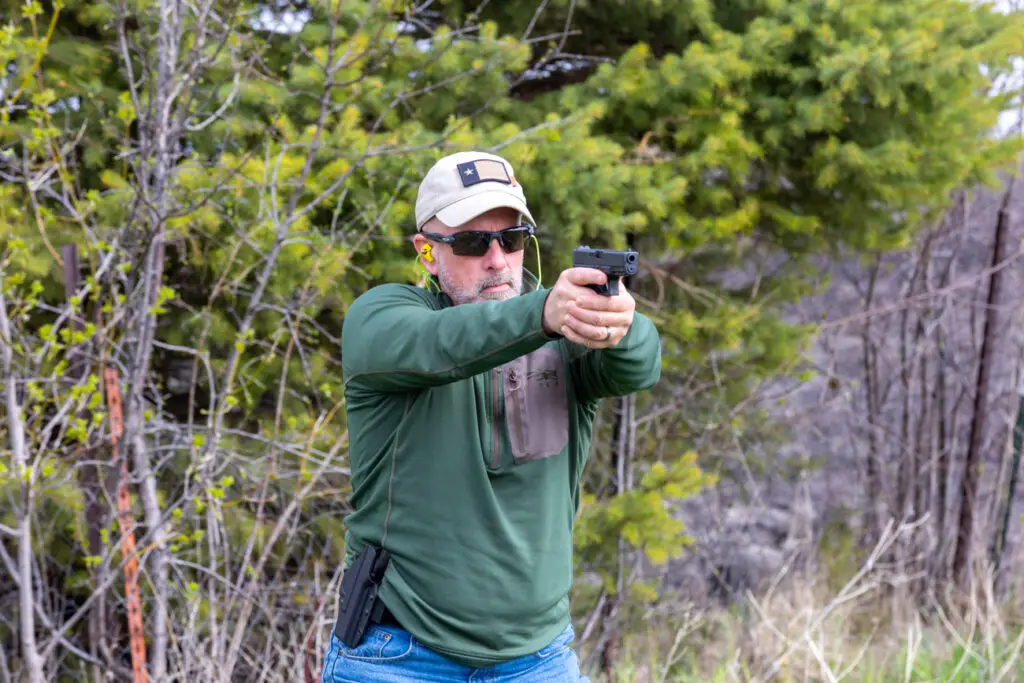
501, 230, 527, 252
450, 228, 530, 256
452, 232, 493, 256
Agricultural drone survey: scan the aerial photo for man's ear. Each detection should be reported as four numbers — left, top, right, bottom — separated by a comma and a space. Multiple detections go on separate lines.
412, 233, 439, 275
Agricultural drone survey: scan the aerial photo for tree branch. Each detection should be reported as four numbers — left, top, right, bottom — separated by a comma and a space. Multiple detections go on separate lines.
0, 285, 44, 683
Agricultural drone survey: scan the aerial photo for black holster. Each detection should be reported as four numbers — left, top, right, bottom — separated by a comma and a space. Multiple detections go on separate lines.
333, 544, 390, 648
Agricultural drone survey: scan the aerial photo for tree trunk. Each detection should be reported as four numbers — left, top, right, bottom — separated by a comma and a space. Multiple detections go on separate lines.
597, 392, 635, 675
992, 390, 1024, 590
122, 240, 170, 681
1, 284, 44, 683
933, 328, 950, 581
861, 256, 886, 547
115, 0, 190, 671
63, 244, 111, 683
952, 174, 1016, 589
596, 246, 639, 677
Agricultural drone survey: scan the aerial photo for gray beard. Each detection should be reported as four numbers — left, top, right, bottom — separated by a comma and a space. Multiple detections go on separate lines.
439, 268, 523, 305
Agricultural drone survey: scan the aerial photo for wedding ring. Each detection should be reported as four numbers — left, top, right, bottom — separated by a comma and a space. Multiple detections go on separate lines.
602, 326, 611, 341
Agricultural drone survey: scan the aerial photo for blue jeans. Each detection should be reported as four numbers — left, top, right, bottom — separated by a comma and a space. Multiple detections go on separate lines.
321, 622, 590, 682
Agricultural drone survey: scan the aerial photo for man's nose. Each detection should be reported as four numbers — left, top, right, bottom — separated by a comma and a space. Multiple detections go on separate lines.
481, 236, 508, 269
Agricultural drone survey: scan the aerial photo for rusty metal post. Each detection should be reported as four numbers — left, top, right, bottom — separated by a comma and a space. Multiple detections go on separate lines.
103, 367, 149, 683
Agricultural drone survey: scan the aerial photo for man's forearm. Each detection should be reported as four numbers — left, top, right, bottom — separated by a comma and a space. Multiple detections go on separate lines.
342, 284, 555, 392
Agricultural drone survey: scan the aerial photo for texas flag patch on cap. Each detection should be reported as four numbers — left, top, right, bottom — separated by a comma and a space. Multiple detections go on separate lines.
456, 159, 512, 187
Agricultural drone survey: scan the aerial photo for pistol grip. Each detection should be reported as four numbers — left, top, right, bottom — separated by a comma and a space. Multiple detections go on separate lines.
586, 277, 619, 297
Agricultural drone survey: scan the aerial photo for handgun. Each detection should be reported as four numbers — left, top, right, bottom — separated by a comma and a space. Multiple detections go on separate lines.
572, 246, 639, 296
333, 544, 391, 647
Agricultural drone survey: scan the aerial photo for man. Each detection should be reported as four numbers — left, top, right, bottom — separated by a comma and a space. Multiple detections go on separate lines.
322, 151, 661, 682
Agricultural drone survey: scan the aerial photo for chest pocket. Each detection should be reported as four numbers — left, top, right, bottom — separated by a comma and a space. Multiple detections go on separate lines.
502, 346, 569, 465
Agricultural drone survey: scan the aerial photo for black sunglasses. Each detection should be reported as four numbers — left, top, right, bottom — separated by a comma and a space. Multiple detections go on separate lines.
420, 224, 535, 257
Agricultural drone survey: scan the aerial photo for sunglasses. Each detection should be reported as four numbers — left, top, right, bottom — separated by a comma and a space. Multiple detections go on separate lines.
420, 224, 535, 257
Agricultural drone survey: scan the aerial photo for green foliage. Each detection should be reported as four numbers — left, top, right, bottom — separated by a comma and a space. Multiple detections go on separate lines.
903, 634, 1024, 682
572, 450, 717, 630
576, 452, 716, 575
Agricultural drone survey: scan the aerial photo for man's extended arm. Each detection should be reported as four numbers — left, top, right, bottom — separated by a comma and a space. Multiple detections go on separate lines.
341, 284, 554, 392
568, 311, 661, 401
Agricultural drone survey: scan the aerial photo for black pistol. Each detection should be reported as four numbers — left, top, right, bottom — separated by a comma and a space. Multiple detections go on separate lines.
334, 544, 391, 648
572, 246, 639, 296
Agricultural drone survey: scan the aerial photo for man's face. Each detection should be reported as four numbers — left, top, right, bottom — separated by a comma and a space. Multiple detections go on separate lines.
414, 207, 525, 305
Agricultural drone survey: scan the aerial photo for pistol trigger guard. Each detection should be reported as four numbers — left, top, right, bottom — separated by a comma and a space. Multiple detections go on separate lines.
586, 281, 617, 297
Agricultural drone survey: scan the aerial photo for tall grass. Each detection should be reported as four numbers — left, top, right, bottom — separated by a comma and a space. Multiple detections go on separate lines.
595, 523, 1024, 682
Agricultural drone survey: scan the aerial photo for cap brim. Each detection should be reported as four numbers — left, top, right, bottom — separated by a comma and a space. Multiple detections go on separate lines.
432, 191, 535, 229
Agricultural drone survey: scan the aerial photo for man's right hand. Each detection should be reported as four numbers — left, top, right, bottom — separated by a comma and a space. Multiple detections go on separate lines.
542, 267, 634, 348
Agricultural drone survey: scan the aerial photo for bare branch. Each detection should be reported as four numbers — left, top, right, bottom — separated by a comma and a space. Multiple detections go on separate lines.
0, 284, 44, 683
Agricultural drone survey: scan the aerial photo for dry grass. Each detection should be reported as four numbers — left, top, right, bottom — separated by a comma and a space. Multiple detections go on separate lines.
592, 522, 1024, 683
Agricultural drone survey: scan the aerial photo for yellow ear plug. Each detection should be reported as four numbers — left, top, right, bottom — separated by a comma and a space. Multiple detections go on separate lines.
414, 247, 441, 293
420, 243, 434, 263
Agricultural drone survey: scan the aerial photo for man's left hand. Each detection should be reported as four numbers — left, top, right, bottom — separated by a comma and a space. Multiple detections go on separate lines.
560, 279, 635, 349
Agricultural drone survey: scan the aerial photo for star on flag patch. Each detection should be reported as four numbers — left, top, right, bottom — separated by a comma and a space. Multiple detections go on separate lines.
456, 159, 512, 187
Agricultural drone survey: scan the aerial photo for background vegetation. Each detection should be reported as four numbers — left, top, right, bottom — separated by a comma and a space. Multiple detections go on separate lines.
1, 0, 1023, 680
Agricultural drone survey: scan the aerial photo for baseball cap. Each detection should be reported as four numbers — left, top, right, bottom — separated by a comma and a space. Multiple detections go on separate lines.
415, 151, 535, 231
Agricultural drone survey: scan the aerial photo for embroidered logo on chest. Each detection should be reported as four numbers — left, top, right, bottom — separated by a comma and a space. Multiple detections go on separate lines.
527, 368, 560, 387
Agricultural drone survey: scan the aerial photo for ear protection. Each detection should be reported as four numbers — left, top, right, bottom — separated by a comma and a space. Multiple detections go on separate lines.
414, 243, 441, 293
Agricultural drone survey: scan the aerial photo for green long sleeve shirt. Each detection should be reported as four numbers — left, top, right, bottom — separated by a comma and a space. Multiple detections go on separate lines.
339, 279, 661, 667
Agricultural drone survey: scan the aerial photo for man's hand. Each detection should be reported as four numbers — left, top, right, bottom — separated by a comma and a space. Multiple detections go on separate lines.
542, 268, 635, 348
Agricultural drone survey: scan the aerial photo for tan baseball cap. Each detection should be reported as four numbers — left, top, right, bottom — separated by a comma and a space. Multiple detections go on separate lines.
415, 151, 535, 231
